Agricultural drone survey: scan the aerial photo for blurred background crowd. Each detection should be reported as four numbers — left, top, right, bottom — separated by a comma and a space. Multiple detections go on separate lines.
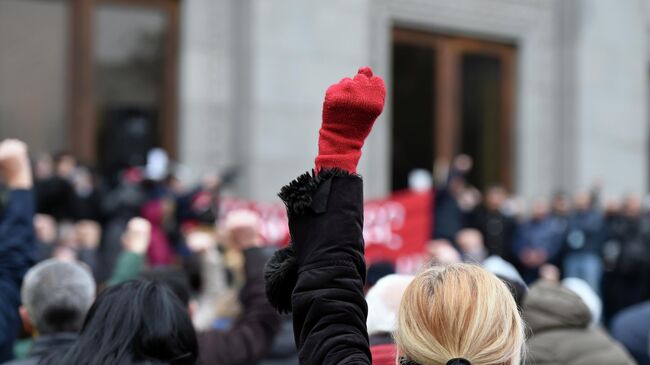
4, 0, 650, 364
1, 145, 648, 364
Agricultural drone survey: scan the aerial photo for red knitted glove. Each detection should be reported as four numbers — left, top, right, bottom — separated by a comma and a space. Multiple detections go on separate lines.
315, 67, 386, 173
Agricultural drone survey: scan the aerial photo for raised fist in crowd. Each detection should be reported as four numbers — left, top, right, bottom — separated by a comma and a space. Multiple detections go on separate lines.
0, 139, 32, 189
315, 67, 386, 173
222, 209, 262, 249
186, 230, 216, 253
121, 217, 152, 255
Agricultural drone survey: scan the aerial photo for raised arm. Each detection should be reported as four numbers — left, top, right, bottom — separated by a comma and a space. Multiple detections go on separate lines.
198, 246, 282, 365
107, 217, 151, 286
0, 140, 36, 362
265, 67, 385, 365
196, 209, 282, 364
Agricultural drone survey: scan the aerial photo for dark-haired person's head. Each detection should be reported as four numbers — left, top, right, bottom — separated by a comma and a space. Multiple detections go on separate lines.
54, 151, 76, 178
140, 267, 192, 307
366, 261, 395, 289
21, 259, 95, 335
44, 279, 198, 365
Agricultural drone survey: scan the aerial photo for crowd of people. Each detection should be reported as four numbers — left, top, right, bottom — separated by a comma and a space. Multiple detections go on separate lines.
437, 157, 648, 308
0, 142, 286, 364
0, 66, 647, 365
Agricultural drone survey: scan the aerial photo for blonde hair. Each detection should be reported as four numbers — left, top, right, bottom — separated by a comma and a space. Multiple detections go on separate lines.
395, 264, 526, 365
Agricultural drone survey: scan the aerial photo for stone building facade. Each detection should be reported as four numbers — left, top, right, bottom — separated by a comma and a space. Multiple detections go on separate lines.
1, 0, 648, 202
178, 0, 649, 202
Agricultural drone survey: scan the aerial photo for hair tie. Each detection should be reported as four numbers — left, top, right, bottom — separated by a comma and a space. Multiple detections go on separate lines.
399, 357, 471, 365
447, 358, 471, 365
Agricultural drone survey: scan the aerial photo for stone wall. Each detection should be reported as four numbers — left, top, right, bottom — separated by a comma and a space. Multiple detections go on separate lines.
177, 0, 649, 201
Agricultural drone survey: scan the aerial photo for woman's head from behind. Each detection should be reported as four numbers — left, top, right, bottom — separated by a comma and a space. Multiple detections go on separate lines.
50, 279, 198, 365
395, 264, 525, 365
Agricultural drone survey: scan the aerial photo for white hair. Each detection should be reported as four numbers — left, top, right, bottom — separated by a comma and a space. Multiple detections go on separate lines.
483, 255, 526, 287
21, 259, 96, 334
365, 274, 414, 336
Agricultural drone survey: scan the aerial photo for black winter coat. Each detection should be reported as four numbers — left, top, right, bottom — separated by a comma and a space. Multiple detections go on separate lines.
265, 170, 371, 365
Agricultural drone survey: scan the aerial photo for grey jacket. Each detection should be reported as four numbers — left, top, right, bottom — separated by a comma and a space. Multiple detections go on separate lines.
525, 281, 636, 365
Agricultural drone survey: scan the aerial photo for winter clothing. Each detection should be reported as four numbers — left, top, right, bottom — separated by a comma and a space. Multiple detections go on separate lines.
432, 187, 467, 242
562, 209, 605, 292
141, 199, 174, 265
611, 301, 650, 365
97, 181, 145, 282
524, 281, 635, 365
0, 190, 36, 362
264, 67, 381, 364
72, 189, 103, 223
265, 170, 371, 365
602, 214, 650, 322
197, 247, 281, 365
2, 333, 76, 365
566, 210, 603, 253
34, 177, 75, 221
260, 315, 299, 365
470, 207, 516, 259
315, 67, 386, 173
514, 217, 564, 262
513, 216, 564, 283
563, 277, 602, 326
107, 251, 145, 286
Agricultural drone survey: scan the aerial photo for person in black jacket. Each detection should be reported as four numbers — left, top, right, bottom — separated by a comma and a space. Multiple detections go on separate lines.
33, 153, 76, 222
265, 67, 384, 364
264, 68, 526, 365
0, 140, 37, 362
469, 185, 517, 260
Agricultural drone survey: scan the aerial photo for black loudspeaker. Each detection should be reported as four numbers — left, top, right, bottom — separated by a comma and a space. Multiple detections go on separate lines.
99, 107, 156, 182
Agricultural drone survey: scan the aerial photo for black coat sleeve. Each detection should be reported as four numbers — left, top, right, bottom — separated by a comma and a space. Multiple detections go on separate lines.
198, 247, 282, 365
0, 190, 36, 362
275, 170, 371, 365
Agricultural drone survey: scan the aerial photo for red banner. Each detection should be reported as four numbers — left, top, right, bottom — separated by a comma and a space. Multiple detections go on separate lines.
363, 190, 433, 272
219, 189, 433, 273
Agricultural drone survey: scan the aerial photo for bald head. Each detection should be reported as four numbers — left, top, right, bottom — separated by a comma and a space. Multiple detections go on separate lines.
428, 239, 461, 265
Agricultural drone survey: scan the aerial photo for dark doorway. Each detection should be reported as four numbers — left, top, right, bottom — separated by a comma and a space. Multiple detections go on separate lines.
70, 0, 179, 164
461, 54, 504, 189
391, 29, 516, 192
391, 43, 436, 191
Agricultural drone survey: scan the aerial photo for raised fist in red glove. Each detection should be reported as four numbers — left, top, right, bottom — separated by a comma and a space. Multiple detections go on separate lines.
315, 67, 386, 173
